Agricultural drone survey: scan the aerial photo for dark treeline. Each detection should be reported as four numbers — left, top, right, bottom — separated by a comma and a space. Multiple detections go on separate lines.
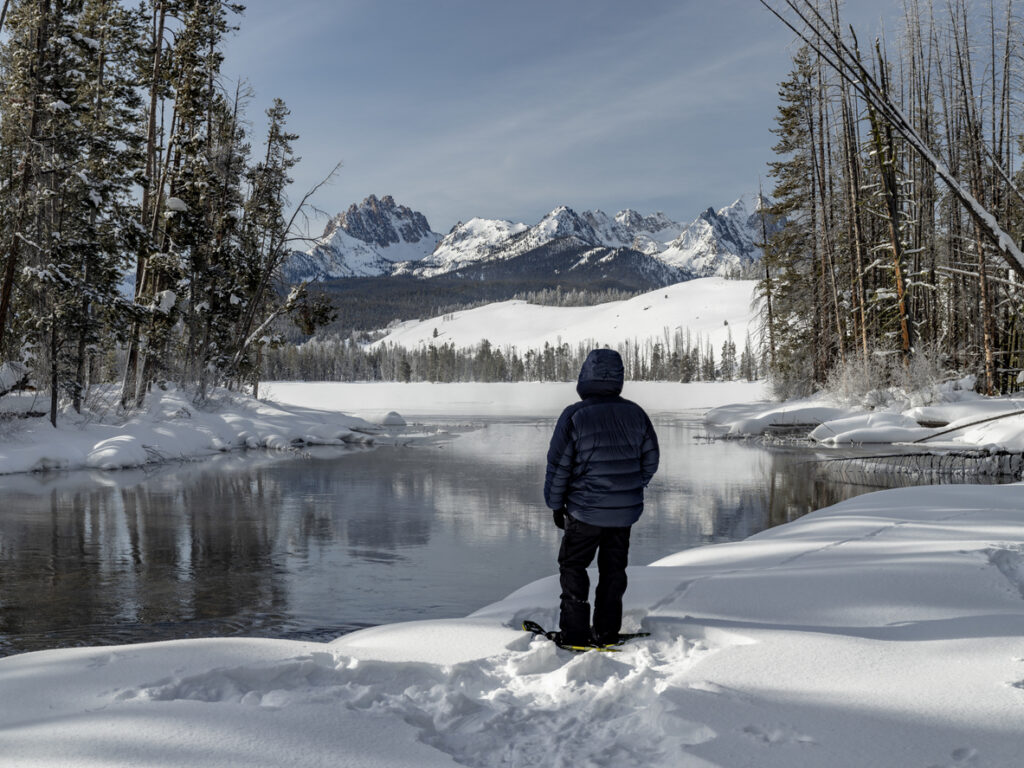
0, 0, 324, 423
763, 0, 1024, 398
262, 330, 760, 384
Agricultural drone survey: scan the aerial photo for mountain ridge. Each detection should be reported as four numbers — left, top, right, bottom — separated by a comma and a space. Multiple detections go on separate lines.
282, 193, 781, 285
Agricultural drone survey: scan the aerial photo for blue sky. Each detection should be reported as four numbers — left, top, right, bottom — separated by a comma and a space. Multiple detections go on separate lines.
223, 0, 898, 234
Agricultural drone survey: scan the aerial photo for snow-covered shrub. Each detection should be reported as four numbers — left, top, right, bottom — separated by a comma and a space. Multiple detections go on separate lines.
824, 345, 956, 409
889, 345, 954, 406
767, 353, 817, 401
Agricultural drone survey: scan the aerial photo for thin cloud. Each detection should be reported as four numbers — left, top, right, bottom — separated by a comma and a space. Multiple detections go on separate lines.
225, 0, 899, 231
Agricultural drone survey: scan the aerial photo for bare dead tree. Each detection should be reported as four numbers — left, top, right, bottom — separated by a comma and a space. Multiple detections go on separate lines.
760, 0, 1024, 283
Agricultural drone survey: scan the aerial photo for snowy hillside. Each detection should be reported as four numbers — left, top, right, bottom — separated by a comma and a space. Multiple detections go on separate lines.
371, 276, 757, 352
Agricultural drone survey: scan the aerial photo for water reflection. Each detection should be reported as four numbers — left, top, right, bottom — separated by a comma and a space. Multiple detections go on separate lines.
0, 419, 1009, 656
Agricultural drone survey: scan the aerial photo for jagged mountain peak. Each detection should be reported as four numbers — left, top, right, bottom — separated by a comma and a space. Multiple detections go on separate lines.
659, 193, 782, 277
283, 191, 777, 284
614, 208, 677, 233
533, 205, 598, 242
282, 194, 441, 281
323, 193, 436, 249
397, 216, 529, 278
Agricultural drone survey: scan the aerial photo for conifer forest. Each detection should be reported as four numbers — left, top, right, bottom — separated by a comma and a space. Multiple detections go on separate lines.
0, 0, 321, 424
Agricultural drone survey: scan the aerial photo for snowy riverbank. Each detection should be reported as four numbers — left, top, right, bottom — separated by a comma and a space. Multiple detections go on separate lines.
6, 373, 1021, 480
707, 376, 1024, 451
2, 483, 1023, 767
0, 385, 389, 477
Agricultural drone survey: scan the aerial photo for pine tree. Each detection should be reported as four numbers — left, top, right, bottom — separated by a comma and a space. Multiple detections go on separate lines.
227, 97, 304, 394
67, 0, 146, 412
0, 0, 144, 422
762, 47, 820, 397
720, 330, 737, 381
740, 332, 758, 381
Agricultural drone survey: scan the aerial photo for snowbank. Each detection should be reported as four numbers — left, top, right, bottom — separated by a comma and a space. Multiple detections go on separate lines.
0, 385, 383, 476
3, 484, 1023, 766
707, 383, 1024, 451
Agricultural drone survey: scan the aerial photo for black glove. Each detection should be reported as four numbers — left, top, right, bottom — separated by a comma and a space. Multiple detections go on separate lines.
552, 507, 566, 530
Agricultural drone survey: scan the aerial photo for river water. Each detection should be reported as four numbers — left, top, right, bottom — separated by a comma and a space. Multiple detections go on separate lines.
0, 416, 1003, 656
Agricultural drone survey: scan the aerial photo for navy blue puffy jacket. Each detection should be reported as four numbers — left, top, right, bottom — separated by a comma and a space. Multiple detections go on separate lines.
544, 349, 660, 527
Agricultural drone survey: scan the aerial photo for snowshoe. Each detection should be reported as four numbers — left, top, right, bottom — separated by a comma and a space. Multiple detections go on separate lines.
521, 620, 649, 652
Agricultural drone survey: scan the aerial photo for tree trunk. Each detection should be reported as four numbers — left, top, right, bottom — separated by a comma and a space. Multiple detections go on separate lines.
866, 46, 913, 365
758, 183, 778, 371
122, 0, 167, 409
49, 311, 58, 427
0, 1, 48, 358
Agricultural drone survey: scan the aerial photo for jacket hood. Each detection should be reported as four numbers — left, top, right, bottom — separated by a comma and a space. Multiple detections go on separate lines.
576, 349, 624, 398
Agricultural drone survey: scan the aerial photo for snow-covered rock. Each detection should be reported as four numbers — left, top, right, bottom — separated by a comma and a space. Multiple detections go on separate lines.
380, 410, 407, 427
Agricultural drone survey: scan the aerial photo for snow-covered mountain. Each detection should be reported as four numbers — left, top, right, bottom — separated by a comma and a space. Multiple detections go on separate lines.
395, 205, 689, 278
581, 209, 687, 254
659, 193, 781, 277
397, 217, 529, 278
282, 194, 441, 281
283, 193, 779, 284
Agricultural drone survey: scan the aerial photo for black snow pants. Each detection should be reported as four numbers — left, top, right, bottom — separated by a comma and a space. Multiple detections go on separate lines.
557, 514, 631, 645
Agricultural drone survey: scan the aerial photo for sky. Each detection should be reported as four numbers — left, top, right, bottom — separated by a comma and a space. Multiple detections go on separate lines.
222, 0, 900, 235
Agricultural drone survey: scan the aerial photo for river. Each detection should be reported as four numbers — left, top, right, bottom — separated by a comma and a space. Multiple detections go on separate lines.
0, 415, 1003, 656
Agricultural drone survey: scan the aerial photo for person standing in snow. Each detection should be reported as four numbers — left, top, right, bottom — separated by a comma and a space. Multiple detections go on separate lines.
544, 348, 660, 647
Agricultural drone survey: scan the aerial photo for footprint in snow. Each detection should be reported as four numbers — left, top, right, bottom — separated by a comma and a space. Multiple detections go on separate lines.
116, 628, 721, 768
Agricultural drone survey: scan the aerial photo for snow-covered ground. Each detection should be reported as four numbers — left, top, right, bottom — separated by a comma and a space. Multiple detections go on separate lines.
3, 381, 1024, 766
0, 384, 383, 476
3, 482, 1023, 767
